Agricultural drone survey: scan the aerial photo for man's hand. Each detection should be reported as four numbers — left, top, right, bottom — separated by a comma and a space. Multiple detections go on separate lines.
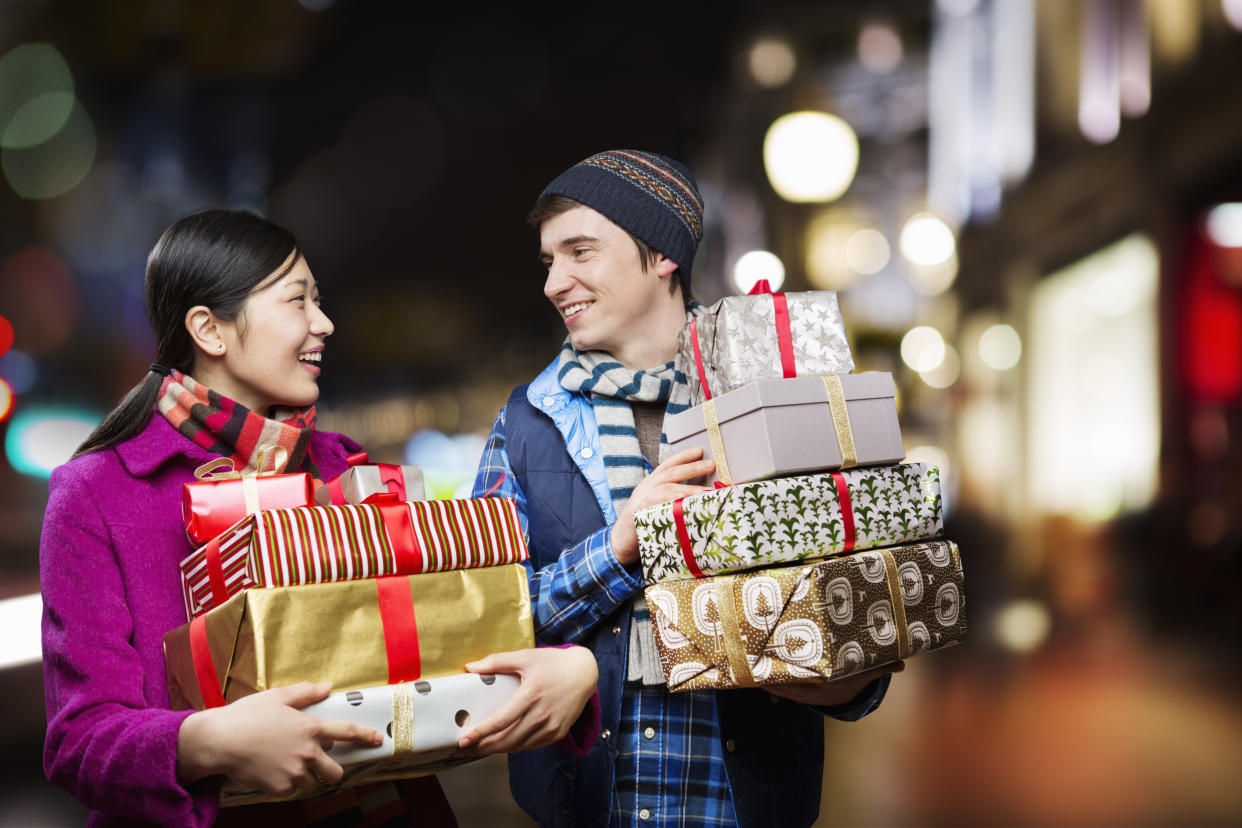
456, 646, 599, 756
764, 661, 904, 708
611, 447, 716, 566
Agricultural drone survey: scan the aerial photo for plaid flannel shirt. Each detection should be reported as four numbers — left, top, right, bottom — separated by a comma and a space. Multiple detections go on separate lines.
475, 406, 888, 827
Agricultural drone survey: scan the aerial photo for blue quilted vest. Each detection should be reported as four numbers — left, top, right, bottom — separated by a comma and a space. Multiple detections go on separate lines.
501, 368, 830, 828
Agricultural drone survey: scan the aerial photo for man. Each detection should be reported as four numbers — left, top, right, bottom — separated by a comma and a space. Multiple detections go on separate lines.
474, 150, 899, 827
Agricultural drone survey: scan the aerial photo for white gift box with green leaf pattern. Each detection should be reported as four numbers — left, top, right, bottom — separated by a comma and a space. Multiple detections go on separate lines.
636, 463, 943, 584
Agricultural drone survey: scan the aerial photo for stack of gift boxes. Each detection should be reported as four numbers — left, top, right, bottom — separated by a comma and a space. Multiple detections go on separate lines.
634, 284, 967, 692
161, 452, 533, 804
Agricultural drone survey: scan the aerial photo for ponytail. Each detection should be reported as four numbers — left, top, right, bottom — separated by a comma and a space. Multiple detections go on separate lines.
72, 365, 173, 459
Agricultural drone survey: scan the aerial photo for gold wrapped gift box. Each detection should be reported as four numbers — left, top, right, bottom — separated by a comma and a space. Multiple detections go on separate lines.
645, 541, 965, 691
164, 564, 533, 710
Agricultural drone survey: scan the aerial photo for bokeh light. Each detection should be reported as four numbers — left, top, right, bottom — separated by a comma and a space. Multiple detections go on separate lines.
0, 378, 13, 421
732, 250, 785, 293
858, 22, 903, 73
1226, 0, 1242, 31
1206, 202, 1242, 248
763, 111, 859, 203
901, 325, 947, 372
4, 407, 99, 478
0, 44, 74, 149
0, 594, 43, 669
0, 247, 80, 355
979, 323, 1023, 370
994, 599, 1053, 653
844, 227, 891, 274
0, 314, 12, 355
919, 343, 961, 388
908, 254, 959, 295
2, 99, 95, 199
806, 212, 860, 290
899, 212, 956, 266
748, 37, 797, 88
0, 350, 36, 394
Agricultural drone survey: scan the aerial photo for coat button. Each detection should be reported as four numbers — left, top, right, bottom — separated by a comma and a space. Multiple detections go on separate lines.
601, 729, 611, 740
581, 447, 594, 458
726, 739, 736, 752
612, 626, 621, 636
643, 727, 655, 739
639, 809, 651, 820
542, 396, 556, 408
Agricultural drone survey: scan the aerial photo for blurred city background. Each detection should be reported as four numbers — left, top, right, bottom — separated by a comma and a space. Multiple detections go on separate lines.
1, 0, 1241, 824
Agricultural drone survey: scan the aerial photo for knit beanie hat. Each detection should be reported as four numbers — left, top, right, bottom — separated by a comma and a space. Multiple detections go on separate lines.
537, 149, 704, 288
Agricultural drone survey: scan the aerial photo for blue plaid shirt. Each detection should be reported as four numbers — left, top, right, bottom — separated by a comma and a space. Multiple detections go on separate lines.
475, 409, 737, 826
475, 406, 888, 826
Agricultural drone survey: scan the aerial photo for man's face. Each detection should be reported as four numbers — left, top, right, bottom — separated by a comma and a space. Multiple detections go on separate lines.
540, 205, 674, 357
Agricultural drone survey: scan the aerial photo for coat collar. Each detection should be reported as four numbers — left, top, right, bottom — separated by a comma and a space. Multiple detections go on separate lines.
115, 412, 218, 478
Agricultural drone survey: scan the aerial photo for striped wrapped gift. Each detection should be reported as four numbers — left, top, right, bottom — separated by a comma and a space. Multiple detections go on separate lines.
179, 497, 528, 618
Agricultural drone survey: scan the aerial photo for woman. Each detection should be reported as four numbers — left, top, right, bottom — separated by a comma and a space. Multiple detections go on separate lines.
40, 210, 598, 826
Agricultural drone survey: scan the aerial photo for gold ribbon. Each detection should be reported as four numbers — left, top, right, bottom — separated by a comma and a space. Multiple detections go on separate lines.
391, 682, 414, 757
878, 548, 911, 659
702, 399, 733, 486
822, 375, 858, 469
192, 446, 290, 517
712, 577, 755, 687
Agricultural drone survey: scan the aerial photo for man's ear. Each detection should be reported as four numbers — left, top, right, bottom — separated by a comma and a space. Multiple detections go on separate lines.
653, 254, 679, 279
185, 305, 228, 357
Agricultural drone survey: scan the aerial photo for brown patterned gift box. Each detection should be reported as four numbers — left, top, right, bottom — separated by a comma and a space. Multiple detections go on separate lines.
677, 287, 854, 406
644, 541, 965, 691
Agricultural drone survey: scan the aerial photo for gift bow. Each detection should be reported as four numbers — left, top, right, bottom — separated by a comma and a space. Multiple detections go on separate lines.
192, 446, 290, 518
325, 456, 412, 505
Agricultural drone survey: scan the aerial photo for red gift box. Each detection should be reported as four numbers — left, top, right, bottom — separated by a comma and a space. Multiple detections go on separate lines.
181, 448, 314, 545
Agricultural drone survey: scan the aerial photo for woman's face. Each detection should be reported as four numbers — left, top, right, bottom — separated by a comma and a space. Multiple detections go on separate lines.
212, 254, 333, 414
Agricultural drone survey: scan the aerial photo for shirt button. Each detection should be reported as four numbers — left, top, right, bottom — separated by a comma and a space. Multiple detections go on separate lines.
542, 396, 556, 408
726, 738, 736, 752
639, 809, 651, 820
600, 729, 611, 741
643, 727, 655, 739
581, 447, 594, 458
612, 626, 621, 636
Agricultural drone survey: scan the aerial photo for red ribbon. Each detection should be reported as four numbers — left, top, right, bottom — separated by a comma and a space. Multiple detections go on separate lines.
203, 535, 230, 607
689, 318, 712, 401
483, 471, 507, 498
377, 463, 407, 499
672, 496, 706, 578
376, 576, 422, 684
363, 492, 424, 574
190, 615, 227, 709
748, 279, 797, 379
346, 451, 370, 466
830, 471, 856, 552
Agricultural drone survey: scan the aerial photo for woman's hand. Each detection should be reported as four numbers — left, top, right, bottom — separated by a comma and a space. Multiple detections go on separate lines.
610, 447, 716, 565
764, 661, 904, 708
456, 646, 599, 756
176, 681, 384, 796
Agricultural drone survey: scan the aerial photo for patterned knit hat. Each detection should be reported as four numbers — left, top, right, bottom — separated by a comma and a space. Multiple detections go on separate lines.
537, 149, 704, 288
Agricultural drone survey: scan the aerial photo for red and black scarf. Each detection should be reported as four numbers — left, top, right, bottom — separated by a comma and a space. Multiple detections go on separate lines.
155, 369, 322, 480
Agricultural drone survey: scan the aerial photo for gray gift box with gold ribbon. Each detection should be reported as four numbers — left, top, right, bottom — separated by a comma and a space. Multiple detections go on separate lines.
644, 540, 966, 692
665, 372, 905, 485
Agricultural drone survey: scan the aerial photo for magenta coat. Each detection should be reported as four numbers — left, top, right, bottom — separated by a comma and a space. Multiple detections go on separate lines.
39, 412, 361, 826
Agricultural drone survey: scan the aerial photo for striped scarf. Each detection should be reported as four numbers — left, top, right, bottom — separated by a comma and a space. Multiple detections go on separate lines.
556, 305, 704, 684
156, 369, 321, 480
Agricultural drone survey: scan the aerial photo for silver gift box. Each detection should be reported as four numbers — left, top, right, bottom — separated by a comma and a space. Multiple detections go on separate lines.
665, 373, 904, 484
678, 290, 854, 406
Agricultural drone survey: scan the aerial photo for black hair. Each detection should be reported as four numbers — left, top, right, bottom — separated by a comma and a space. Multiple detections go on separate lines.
73, 209, 300, 458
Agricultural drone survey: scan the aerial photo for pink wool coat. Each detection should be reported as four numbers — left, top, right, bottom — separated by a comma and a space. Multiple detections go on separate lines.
40, 412, 361, 826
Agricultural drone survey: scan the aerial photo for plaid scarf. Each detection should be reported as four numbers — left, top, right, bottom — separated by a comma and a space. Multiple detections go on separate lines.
556, 305, 705, 684
155, 369, 321, 480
